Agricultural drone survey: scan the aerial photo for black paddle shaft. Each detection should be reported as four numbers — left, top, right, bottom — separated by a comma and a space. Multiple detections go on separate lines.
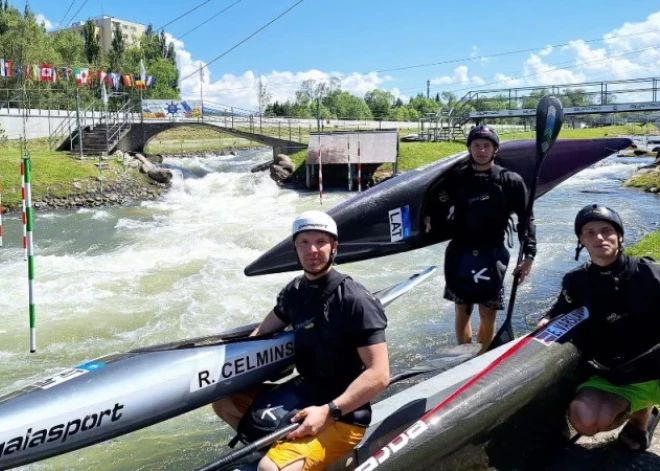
489, 95, 564, 351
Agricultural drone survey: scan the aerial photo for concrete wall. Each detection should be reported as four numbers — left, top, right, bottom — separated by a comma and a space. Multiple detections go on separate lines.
0, 108, 103, 140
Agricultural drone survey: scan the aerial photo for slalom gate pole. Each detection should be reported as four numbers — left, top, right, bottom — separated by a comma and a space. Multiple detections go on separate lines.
23, 156, 36, 353
20, 162, 27, 261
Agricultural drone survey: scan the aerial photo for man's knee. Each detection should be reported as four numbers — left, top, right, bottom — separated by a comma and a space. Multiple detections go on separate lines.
212, 397, 242, 427
569, 389, 629, 436
258, 456, 304, 471
569, 400, 600, 436
477, 305, 497, 321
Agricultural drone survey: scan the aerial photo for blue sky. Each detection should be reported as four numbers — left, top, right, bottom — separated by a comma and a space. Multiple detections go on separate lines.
28, 0, 660, 110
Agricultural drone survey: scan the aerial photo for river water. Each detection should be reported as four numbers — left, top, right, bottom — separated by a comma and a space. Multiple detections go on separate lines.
0, 145, 658, 470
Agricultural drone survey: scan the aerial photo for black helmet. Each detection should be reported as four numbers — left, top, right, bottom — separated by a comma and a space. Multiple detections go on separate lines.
574, 204, 624, 237
466, 125, 500, 148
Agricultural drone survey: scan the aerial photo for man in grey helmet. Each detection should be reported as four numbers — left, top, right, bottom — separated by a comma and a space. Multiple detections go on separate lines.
212, 210, 390, 471
539, 204, 660, 451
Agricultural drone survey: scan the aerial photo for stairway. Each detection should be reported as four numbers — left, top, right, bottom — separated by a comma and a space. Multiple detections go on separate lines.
70, 123, 130, 156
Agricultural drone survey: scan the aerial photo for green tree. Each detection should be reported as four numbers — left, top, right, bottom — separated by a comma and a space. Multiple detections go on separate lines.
108, 23, 125, 71
83, 20, 100, 65
364, 89, 394, 119
562, 88, 594, 107
324, 89, 372, 119
441, 91, 458, 108
522, 89, 549, 109
408, 94, 440, 116
52, 30, 85, 65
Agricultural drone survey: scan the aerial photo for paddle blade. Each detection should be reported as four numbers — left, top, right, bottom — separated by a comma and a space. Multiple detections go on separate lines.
535, 95, 564, 160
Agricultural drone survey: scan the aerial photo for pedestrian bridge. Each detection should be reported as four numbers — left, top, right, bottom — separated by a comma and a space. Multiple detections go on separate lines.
115, 120, 306, 157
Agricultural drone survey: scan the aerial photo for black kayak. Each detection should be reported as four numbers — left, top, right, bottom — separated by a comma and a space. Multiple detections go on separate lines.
207, 307, 589, 471
245, 138, 632, 276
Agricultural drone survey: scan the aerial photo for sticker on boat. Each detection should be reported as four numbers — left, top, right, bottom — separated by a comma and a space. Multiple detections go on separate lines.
533, 307, 589, 345
389, 206, 412, 242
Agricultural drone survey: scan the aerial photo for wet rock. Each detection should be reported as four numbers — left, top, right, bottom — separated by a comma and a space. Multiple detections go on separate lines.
274, 154, 295, 172
270, 164, 292, 183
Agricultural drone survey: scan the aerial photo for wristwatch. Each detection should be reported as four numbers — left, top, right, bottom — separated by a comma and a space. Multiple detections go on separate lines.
327, 401, 342, 421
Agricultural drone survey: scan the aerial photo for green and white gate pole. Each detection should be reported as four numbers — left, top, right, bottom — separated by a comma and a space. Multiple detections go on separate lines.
23, 156, 36, 353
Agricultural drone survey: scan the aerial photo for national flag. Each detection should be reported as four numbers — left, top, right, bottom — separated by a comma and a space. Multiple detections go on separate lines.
0, 59, 5, 77
51, 68, 58, 84
13, 64, 20, 77
97, 70, 107, 84
139, 59, 146, 83
32, 65, 40, 80
62, 67, 72, 80
135, 80, 145, 90
122, 74, 133, 87
5, 60, 13, 77
39, 64, 53, 82
145, 75, 155, 87
109, 73, 121, 91
74, 67, 89, 86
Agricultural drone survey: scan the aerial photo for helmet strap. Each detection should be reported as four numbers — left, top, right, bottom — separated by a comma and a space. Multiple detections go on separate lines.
574, 242, 584, 261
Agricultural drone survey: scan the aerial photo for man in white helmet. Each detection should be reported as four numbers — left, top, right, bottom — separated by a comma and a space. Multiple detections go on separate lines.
212, 210, 390, 471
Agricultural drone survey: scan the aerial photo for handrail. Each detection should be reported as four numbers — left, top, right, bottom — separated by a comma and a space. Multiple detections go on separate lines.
48, 97, 103, 151
103, 99, 138, 153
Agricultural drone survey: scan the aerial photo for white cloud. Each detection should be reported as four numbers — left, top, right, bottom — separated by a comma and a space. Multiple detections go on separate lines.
170, 33, 400, 110
492, 73, 523, 88
35, 13, 55, 32
430, 66, 484, 86
469, 45, 489, 65
539, 45, 553, 56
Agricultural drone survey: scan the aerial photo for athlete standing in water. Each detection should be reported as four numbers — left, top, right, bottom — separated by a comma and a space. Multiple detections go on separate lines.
425, 126, 536, 353
213, 211, 390, 471
539, 204, 660, 451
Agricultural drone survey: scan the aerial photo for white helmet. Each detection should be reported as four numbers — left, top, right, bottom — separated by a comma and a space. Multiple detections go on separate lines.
292, 211, 338, 240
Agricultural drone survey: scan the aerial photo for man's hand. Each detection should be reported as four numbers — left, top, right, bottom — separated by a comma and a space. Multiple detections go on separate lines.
287, 406, 332, 440
513, 258, 534, 283
424, 216, 432, 233
537, 318, 550, 328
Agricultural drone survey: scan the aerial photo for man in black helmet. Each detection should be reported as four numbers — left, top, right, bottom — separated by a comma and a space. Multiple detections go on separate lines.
425, 125, 537, 354
538, 204, 660, 451
213, 211, 390, 471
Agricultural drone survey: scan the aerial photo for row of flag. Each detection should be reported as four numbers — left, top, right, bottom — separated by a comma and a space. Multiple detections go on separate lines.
0, 59, 155, 90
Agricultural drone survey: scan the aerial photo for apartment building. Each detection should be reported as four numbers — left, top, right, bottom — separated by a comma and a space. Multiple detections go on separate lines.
62, 16, 146, 51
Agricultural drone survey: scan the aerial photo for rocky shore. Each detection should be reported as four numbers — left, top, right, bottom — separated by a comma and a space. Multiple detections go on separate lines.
623, 150, 660, 194
1, 152, 169, 214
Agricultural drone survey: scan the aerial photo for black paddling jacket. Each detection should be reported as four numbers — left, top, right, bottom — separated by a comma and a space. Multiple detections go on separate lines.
547, 254, 660, 383
429, 164, 537, 258
273, 269, 387, 423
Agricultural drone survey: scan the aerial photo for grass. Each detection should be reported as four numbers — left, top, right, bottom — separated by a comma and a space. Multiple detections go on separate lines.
0, 147, 125, 209
628, 231, 660, 259
623, 168, 660, 191
143, 126, 256, 154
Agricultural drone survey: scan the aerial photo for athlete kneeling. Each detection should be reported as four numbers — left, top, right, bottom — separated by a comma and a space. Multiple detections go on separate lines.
213, 211, 390, 471
539, 204, 660, 451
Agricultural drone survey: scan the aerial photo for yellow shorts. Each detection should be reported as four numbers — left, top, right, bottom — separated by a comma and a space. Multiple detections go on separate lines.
265, 421, 366, 471
230, 386, 366, 470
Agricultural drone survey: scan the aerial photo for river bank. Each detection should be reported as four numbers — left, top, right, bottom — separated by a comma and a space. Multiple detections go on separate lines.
1, 125, 658, 214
